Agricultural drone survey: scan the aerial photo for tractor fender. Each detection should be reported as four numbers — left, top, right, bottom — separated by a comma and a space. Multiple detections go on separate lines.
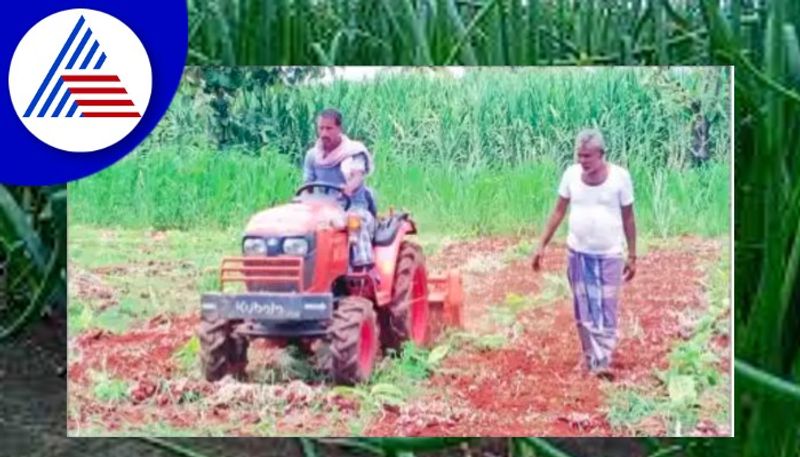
373, 220, 416, 305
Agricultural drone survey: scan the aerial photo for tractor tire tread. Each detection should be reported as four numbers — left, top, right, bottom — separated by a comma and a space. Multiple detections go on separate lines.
329, 296, 378, 385
379, 241, 426, 351
198, 316, 249, 382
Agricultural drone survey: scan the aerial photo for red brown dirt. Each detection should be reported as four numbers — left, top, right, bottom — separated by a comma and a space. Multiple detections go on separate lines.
67, 314, 363, 434
68, 314, 198, 385
67, 236, 727, 436
67, 314, 224, 432
366, 237, 723, 436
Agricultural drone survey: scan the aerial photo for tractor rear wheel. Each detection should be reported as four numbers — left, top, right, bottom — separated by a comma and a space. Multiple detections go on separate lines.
198, 316, 249, 382
380, 241, 430, 352
328, 296, 379, 385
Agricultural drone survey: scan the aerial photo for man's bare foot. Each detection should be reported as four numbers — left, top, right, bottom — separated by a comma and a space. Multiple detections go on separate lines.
593, 367, 614, 381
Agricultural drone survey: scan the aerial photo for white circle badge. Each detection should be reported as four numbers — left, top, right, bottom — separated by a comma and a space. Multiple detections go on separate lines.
8, 9, 152, 153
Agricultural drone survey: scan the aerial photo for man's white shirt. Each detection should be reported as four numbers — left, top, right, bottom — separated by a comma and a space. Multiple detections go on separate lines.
558, 163, 634, 256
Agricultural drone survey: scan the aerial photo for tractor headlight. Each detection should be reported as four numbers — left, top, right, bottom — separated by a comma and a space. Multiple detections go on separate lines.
242, 237, 267, 256
282, 237, 309, 256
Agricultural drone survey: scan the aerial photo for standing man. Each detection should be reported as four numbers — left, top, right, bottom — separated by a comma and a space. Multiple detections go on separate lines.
303, 108, 377, 275
531, 129, 637, 378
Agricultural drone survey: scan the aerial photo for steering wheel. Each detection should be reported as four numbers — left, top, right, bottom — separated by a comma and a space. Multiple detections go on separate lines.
295, 182, 352, 210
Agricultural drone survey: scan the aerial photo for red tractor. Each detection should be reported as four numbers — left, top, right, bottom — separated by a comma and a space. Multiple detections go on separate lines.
199, 182, 464, 385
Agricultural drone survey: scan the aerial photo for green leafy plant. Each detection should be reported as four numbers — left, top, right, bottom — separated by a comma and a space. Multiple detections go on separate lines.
0, 185, 66, 340
172, 335, 201, 373
91, 371, 130, 404
187, 0, 751, 67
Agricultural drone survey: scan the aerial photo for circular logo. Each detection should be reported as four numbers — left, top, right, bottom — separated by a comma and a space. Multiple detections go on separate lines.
8, 8, 152, 153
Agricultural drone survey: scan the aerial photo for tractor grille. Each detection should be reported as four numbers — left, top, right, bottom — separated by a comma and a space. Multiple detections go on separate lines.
219, 257, 305, 292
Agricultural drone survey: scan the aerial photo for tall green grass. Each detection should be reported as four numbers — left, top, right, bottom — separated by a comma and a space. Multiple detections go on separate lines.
68, 147, 728, 237
161, 67, 730, 169
69, 68, 729, 238
732, 0, 800, 455
187, 0, 755, 66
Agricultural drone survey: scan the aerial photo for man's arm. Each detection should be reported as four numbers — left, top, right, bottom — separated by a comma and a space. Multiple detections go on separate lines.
620, 167, 637, 280
622, 204, 637, 280
532, 196, 569, 271
539, 196, 569, 248
341, 154, 367, 196
302, 151, 316, 184
343, 170, 365, 196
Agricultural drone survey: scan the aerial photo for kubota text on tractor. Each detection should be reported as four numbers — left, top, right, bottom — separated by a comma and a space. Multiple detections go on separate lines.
199, 182, 463, 385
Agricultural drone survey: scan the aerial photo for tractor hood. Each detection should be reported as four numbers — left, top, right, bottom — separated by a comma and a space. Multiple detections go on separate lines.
244, 200, 347, 237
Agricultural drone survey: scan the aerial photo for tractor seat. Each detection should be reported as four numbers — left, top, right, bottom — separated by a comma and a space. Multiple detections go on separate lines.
374, 213, 409, 247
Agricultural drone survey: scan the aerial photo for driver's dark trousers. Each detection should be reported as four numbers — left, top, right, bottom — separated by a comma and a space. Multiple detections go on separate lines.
349, 206, 376, 268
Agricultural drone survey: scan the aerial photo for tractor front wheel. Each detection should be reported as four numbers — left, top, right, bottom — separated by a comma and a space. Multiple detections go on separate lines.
380, 241, 430, 352
198, 316, 249, 382
328, 296, 379, 385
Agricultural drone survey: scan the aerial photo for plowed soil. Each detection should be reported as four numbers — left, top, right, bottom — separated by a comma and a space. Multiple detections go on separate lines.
67, 236, 728, 436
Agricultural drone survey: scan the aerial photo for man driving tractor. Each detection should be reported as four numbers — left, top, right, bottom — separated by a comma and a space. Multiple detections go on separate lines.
303, 108, 377, 278
197, 108, 464, 385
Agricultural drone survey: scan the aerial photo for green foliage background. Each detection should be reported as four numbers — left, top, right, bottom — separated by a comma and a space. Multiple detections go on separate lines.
0, 186, 66, 339
70, 67, 730, 241
60, 0, 800, 454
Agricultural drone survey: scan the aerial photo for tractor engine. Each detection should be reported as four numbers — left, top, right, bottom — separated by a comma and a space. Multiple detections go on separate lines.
198, 182, 464, 386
